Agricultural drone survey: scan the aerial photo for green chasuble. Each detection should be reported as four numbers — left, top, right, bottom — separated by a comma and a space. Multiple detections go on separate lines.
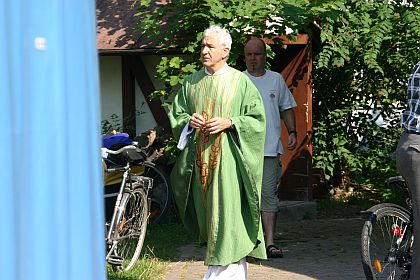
169, 66, 267, 266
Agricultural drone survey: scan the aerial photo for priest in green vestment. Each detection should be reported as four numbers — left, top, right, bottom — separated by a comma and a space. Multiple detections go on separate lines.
169, 25, 267, 278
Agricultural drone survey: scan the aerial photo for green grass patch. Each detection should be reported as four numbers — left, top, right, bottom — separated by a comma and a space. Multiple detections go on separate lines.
142, 222, 194, 260
107, 222, 194, 280
316, 180, 410, 219
316, 197, 374, 219
107, 255, 166, 280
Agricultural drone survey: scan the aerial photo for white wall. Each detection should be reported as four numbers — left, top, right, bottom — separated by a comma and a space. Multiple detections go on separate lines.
99, 55, 159, 134
141, 55, 165, 90
135, 55, 163, 132
134, 78, 157, 133
99, 56, 122, 132
99, 54, 191, 134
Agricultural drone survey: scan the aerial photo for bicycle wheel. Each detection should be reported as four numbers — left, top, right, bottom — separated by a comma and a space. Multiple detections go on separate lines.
109, 187, 148, 271
142, 161, 172, 224
361, 206, 412, 280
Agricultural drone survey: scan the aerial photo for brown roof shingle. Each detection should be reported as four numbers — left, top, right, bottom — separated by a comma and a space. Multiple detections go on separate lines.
96, 0, 169, 53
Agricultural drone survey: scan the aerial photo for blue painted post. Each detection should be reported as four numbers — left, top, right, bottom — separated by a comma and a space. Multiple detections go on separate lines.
0, 1, 105, 280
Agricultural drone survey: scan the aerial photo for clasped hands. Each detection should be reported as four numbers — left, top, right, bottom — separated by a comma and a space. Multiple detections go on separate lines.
189, 113, 231, 134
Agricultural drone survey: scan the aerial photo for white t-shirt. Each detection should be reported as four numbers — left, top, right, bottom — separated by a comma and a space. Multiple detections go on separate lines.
244, 69, 297, 156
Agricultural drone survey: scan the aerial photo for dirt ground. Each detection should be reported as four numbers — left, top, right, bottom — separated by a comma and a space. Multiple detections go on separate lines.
163, 217, 367, 280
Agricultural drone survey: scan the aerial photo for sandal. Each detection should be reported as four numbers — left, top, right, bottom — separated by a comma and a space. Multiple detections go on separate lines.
266, 244, 283, 258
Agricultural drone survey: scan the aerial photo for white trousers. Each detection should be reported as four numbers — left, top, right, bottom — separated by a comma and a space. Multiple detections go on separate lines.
203, 258, 248, 280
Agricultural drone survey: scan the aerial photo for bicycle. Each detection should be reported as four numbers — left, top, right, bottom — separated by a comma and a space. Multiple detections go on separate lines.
142, 160, 172, 224
360, 176, 413, 279
104, 130, 173, 225
102, 144, 153, 272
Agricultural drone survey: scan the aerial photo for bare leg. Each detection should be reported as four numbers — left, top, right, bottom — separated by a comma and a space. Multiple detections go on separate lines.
262, 211, 283, 258
261, 157, 283, 258
261, 211, 277, 246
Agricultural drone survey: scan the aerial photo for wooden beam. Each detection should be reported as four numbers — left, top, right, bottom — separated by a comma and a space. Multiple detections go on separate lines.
121, 56, 136, 137
130, 57, 171, 132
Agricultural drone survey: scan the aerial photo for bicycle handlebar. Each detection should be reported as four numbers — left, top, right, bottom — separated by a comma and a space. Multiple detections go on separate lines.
101, 145, 138, 158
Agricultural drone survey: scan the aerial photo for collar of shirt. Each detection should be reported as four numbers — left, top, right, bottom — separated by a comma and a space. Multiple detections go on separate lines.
204, 63, 229, 76
245, 69, 268, 79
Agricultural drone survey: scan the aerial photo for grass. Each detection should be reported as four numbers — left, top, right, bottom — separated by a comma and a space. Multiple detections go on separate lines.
315, 183, 376, 219
142, 222, 194, 260
107, 222, 194, 280
316, 178, 412, 219
316, 196, 375, 219
107, 256, 166, 280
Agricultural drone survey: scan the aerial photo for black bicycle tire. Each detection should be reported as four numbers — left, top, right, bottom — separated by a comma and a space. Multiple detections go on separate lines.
110, 187, 148, 271
142, 161, 172, 224
361, 205, 411, 280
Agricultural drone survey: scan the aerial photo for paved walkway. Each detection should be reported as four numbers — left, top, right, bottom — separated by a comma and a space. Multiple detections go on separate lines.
164, 217, 366, 279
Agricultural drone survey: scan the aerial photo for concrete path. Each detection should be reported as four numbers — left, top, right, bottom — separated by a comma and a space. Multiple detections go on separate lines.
164, 217, 367, 280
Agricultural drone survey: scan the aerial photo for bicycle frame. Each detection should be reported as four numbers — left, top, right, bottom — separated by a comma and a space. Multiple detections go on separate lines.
104, 162, 131, 242
102, 144, 153, 270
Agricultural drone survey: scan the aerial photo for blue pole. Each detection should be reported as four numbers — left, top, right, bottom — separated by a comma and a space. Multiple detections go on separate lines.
0, 1, 105, 279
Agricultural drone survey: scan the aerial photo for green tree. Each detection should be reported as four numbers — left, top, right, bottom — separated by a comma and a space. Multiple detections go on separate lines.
311, 0, 420, 189
133, 0, 420, 194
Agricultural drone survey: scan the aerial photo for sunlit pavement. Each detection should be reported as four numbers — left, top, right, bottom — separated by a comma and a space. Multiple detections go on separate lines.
165, 218, 366, 280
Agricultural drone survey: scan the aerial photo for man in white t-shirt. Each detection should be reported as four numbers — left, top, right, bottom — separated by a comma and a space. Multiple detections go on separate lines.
243, 38, 297, 258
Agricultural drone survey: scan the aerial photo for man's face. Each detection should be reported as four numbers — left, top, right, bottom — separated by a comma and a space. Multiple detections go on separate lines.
200, 34, 229, 73
244, 39, 266, 74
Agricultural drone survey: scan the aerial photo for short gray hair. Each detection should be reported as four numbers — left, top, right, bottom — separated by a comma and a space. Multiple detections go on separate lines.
203, 25, 232, 49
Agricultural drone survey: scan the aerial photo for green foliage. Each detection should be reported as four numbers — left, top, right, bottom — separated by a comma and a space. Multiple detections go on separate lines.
101, 113, 122, 134
317, 196, 375, 219
132, 0, 420, 190
312, 0, 420, 188
133, 0, 309, 98
101, 103, 147, 134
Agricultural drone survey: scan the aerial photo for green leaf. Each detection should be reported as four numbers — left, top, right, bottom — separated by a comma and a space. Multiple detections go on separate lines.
169, 76, 180, 86
169, 57, 183, 68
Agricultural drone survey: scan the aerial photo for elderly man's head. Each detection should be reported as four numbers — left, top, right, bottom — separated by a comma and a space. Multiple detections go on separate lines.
200, 26, 231, 74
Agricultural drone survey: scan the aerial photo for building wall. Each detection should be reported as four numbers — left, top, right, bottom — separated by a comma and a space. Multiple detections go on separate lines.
99, 55, 162, 134
99, 56, 122, 131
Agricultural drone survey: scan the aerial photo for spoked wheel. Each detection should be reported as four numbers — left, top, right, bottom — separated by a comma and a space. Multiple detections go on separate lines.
142, 161, 172, 224
108, 187, 149, 271
361, 206, 412, 280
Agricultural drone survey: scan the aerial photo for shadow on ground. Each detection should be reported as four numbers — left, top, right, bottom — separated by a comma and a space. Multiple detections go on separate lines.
164, 217, 367, 280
